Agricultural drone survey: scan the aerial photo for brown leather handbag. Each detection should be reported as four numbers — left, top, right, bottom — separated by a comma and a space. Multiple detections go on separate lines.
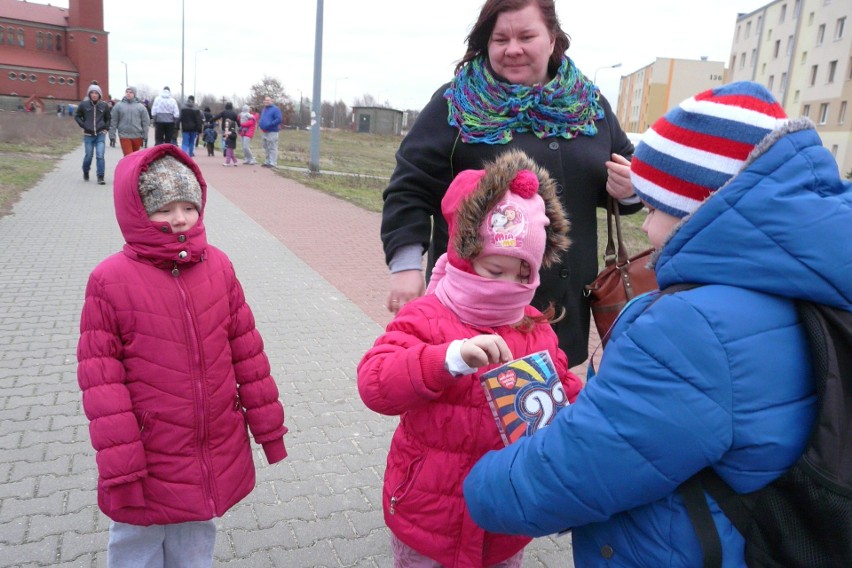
584, 197, 658, 346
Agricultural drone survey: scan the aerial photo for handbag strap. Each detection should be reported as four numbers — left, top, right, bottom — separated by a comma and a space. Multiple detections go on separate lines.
604, 196, 630, 267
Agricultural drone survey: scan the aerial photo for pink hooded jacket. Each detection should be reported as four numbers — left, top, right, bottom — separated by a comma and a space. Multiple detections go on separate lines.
77, 144, 287, 526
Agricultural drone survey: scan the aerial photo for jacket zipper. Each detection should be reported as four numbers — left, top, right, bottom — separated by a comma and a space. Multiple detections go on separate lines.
389, 456, 424, 515
174, 271, 217, 515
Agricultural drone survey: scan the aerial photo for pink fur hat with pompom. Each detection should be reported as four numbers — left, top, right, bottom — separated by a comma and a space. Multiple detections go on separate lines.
441, 150, 570, 285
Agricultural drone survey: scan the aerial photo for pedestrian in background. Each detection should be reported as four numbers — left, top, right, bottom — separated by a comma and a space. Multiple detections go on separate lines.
202, 121, 218, 157
74, 81, 111, 185
259, 96, 282, 168
150, 86, 180, 145
223, 120, 239, 166
179, 95, 204, 157
109, 86, 150, 156
238, 104, 258, 165
77, 145, 288, 568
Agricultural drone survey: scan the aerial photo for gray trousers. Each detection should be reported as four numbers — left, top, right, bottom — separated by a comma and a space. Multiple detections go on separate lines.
107, 520, 216, 568
241, 136, 256, 163
262, 130, 279, 166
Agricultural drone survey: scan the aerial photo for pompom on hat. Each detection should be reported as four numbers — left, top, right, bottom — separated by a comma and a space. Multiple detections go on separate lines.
442, 150, 569, 286
631, 81, 788, 218
138, 155, 203, 216
87, 83, 103, 98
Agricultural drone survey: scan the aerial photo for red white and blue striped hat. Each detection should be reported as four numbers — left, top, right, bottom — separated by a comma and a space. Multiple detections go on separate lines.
631, 81, 788, 218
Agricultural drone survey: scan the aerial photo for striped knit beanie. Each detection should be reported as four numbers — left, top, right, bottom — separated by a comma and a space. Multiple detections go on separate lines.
631, 81, 788, 218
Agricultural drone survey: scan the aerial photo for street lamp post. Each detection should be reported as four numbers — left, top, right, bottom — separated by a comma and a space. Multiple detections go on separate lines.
593, 62, 622, 84
120, 61, 128, 88
180, 0, 185, 102
297, 89, 303, 129
333, 76, 348, 129
193, 48, 208, 100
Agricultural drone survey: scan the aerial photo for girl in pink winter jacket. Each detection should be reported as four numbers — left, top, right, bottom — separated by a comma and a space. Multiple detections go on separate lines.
77, 144, 288, 567
358, 150, 583, 568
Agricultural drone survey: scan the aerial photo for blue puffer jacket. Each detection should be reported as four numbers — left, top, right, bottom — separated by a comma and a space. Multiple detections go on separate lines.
463, 120, 852, 567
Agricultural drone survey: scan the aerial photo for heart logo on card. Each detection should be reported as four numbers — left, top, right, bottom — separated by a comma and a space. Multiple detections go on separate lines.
497, 370, 517, 390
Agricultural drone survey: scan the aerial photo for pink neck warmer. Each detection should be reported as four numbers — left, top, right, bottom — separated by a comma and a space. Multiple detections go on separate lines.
432, 254, 536, 328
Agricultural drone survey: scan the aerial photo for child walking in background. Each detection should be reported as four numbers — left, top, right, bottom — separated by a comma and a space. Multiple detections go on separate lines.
77, 145, 288, 567
202, 121, 218, 156
223, 120, 238, 166
357, 150, 583, 568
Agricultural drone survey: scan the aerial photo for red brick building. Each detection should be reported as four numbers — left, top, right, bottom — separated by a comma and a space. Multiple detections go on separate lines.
0, 0, 108, 112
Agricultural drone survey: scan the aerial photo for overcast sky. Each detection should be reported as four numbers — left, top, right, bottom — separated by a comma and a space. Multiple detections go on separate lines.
46, 0, 770, 110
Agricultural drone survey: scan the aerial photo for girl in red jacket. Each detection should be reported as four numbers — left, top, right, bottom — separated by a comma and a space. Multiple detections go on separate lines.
358, 150, 583, 567
77, 145, 288, 567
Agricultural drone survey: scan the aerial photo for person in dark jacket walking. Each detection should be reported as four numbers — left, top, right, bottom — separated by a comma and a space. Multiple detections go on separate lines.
74, 82, 111, 184
179, 95, 204, 157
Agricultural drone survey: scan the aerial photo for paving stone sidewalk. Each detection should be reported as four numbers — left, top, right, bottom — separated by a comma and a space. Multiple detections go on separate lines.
0, 143, 574, 567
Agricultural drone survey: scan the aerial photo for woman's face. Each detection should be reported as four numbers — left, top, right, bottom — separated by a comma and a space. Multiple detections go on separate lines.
488, 3, 555, 86
641, 204, 681, 250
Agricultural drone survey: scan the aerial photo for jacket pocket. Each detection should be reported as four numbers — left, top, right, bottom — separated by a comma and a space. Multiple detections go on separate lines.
389, 455, 424, 515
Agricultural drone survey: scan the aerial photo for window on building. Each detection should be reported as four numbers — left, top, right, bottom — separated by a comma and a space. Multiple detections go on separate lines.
0, 26, 4, 44
48, 76, 55, 84
46, 33, 53, 51
56, 34, 62, 51
808, 12, 814, 26
781, 73, 787, 96
811, 64, 819, 85
758, 16, 763, 32
802, 51, 808, 64
774, 40, 781, 58
803, 104, 810, 117
762, 63, 767, 75
819, 103, 829, 124
794, 0, 801, 18
751, 49, 757, 67
780, 4, 786, 23
831, 145, 838, 156
17, 28, 24, 47
731, 54, 737, 70
828, 60, 838, 82
741, 53, 747, 69
817, 24, 825, 45
67, 78, 75, 85
768, 75, 775, 90
787, 35, 794, 55
8, 72, 16, 80
37, 31, 43, 49
839, 101, 847, 124
58, 77, 65, 84
836, 17, 846, 40
746, 21, 751, 38
794, 90, 800, 102
737, 24, 741, 42
768, 28, 773, 40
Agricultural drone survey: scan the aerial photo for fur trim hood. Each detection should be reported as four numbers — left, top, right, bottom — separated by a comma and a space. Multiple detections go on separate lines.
449, 150, 570, 270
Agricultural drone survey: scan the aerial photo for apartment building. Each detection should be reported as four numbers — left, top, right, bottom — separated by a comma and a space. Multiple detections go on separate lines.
729, 0, 851, 176
615, 57, 726, 134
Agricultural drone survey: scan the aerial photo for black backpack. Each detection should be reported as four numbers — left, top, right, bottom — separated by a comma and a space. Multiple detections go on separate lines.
663, 288, 852, 567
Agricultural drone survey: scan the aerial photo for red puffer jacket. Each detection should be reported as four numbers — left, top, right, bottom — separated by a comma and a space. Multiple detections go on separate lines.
77, 145, 287, 526
357, 294, 582, 567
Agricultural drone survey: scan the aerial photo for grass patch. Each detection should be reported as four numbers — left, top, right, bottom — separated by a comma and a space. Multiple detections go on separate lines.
0, 113, 81, 217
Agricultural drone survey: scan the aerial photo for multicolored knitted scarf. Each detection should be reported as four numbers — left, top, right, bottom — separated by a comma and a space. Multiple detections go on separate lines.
444, 55, 604, 144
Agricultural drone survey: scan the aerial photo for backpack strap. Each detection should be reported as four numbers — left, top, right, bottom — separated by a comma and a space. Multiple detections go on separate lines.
679, 474, 723, 568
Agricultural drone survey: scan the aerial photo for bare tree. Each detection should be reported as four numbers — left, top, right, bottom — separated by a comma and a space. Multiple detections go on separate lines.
248, 76, 288, 109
